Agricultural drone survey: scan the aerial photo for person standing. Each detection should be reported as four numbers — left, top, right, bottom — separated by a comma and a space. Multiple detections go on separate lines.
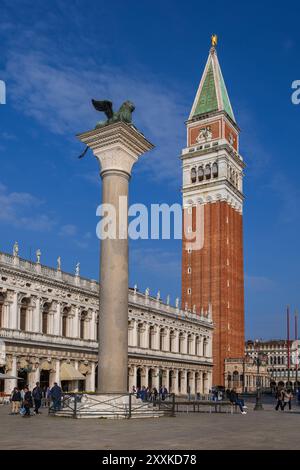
10, 387, 21, 415
23, 387, 33, 417
32, 382, 43, 414
50, 382, 62, 411
283, 389, 293, 410
162, 386, 168, 400
45, 386, 51, 407
275, 387, 285, 411
140, 386, 147, 401
297, 388, 300, 406
152, 387, 158, 403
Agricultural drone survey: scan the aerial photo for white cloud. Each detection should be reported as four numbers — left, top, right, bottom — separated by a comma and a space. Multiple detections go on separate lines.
5, 50, 187, 182
266, 173, 300, 224
1, 132, 16, 140
59, 224, 78, 237
0, 182, 55, 231
131, 246, 180, 276
245, 274, 275, 292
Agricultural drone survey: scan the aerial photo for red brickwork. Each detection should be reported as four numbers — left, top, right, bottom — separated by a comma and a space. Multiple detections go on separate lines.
182, 201, 245, 386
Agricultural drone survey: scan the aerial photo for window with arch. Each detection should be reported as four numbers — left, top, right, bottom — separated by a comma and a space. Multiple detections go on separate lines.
137, 323, 144, 348
20, 298, 30, 331
159, 328, 165, 351
203, 338, 208, 357
149, 325, 155, 349
42, 303, 50, 335
80, 311, 88, 339
62, 307, 69, 337
195, 336, 201, 356
233, 370, 239, 384
191, 167, 197, 183
179, 332, 185, 354
204, 164, 211, 180
198, 166, 204, 182
187, 334, 193, 354
212, 162, 218, 178
169, 330, 175, 352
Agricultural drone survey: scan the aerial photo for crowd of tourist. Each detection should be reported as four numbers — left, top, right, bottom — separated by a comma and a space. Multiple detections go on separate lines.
9, 382, 62, 417
131, 386, 169, 402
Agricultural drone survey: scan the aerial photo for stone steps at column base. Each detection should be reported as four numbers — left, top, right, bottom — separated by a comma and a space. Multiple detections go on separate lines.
52, 409, 167, 419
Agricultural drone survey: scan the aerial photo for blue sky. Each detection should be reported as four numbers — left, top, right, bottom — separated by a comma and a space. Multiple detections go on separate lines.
0, 0, 300, 339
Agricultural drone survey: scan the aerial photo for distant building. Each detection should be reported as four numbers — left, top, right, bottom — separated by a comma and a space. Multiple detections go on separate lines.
224, 357, 270, 393
245, 340, 300, 389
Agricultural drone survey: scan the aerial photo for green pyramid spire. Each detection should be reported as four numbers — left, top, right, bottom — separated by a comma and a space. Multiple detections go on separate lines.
193, 62, 218, 116
189, 47, 235, 123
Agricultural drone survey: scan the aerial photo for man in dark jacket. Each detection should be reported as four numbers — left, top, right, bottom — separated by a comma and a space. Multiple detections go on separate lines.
23, 387, 33, 417
229, 388, 247, 414
50, 382, 62, 411
275, 387, 285, 411
32, 382, 43, 414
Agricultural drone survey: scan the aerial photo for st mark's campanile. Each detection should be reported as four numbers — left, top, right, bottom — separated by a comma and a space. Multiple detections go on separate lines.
181, 37, 245, 386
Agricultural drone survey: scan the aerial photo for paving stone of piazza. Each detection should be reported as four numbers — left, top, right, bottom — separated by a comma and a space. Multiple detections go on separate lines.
1, 400, 300, 450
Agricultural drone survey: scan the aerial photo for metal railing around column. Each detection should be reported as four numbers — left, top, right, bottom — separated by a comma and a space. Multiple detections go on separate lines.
48, 392, 176, 418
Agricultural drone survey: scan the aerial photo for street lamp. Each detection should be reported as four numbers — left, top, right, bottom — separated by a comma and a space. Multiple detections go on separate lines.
253, 340, 267, 411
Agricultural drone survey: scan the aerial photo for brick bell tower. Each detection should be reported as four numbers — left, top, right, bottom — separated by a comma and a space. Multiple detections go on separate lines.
181, 36, 245, 386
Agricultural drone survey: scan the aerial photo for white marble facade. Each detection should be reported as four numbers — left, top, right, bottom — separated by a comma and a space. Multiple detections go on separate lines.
0, 249, 213, 396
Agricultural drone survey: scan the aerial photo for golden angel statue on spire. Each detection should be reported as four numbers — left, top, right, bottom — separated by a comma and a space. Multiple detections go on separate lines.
211, 34, 218, 47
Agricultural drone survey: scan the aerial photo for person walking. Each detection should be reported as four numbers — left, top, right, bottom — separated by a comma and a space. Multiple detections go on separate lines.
275, 387, 285, 411
229, 388, 247, 414
283, 389, 293, 410
45, 386, 51, 407
32, 382, 43, 414
152, 387, 158, 403
297, 388, 300, 406
23, 387, 33, 417
162, 386, 168, 400
140, 386, 147, 401
10, 387, 21, 415
50, 382, 62, 412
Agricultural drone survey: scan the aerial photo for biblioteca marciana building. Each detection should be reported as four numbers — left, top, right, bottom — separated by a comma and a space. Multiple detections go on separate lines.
0, 247, 213, 396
